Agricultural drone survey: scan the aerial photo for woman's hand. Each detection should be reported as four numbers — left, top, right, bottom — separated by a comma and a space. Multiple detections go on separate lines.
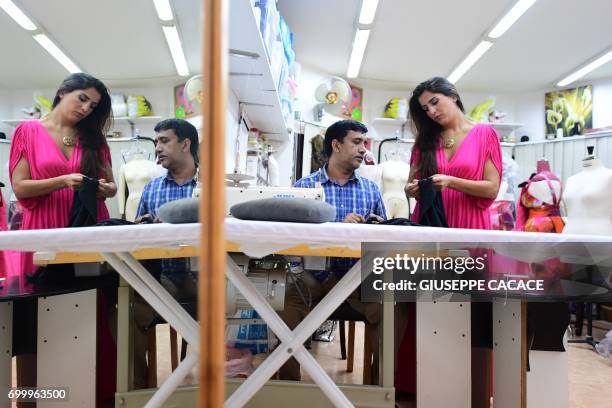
405, 179, 420, 200
63, 173, 84, 191
97, 179, 117, 198
431, 174, 455, 191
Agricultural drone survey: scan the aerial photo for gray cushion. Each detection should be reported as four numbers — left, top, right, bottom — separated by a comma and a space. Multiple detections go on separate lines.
230, 197, 336, 223
157, 197, 199, 223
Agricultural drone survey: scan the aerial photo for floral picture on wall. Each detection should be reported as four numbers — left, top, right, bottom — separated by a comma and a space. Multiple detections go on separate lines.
174, 83, 196, 118
341, 85, 363, 121
545, 85, 592, 137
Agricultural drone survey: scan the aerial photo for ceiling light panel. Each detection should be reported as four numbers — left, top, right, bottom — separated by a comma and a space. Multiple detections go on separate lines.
162, 25, 189, 76
33, 34, 81, 74
153, 0, 174, 21
448, 41, 493, 84
557, 50, 612, 87
488, 0, 537, 39
346, 29, 370, 78
358, 0, 379, 25
0, 0, 36, 30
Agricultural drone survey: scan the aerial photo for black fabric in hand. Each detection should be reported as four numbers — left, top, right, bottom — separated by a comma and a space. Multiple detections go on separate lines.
417, 178, 448, 228
69, 176, 99, 227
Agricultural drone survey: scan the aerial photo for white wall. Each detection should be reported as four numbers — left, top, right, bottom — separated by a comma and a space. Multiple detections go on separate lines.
513, 77, 612, 141
297, 63, 520, 163
8, 86, 174, 140
0, 88, 12, 136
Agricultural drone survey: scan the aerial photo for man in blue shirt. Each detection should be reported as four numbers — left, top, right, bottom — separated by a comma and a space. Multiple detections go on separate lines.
133, 118, 199, 388
279, 119, 387, 383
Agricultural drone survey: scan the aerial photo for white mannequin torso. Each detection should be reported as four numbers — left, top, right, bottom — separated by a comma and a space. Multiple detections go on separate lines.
379, 160, 410, 219
356, 164, 383, 187
118, 159, 166, 221
563, 159, 612, 235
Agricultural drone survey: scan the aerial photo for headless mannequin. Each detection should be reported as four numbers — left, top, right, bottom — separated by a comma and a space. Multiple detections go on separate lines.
563, 156, 612, 235
118, 154, 166, 221
379, 160, 411, 219
356, 163, 383, 187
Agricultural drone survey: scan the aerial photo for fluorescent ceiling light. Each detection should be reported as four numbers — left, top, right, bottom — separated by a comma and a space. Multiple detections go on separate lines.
448, 40, 493, 84
152, 0, 173, 21
33, 34, 81, 73
0, 0, 36, 30
488, 0, 536, 39
557, 50, 612, 87
358, 0, 379, 25
162, 25, 189, 76
346, 29, 370, 78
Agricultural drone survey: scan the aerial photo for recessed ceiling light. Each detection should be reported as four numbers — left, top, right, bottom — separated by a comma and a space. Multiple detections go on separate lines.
557, 50, 612, 87
346, 29, 370, 78
488, 0, 537, 39
152, 0, 173, 21
0, 0, 37, 30
358, 0, 379, 25
33, 34, 81, 73
162, 25, 189, 76
448, 41, 493, 84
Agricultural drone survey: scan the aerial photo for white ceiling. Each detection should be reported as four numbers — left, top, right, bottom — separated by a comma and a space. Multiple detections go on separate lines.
2, 0, 611, 93
0, 0, 202, 89
278, 0, 612, 92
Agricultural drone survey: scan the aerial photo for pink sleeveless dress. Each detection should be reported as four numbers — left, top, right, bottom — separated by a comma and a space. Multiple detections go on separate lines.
8, 120, 111, 275
410, 124, 503, 229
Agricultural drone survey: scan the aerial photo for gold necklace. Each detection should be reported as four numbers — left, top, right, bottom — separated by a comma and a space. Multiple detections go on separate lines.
62, 135, 75, 147
443, 137, 455, 149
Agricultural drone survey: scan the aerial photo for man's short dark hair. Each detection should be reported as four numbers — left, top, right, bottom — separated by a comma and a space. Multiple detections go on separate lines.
324, 119, 368, 157
154, 119, 199, 164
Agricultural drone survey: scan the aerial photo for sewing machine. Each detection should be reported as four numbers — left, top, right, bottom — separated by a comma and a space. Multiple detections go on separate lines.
225, 185, 325, 217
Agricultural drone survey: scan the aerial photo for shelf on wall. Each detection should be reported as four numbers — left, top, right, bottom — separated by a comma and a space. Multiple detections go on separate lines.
114, 116, 163, 123
2, 119, 33, 127
228, 0, 291, 143
489, 122, 524, 131
371, 117, 407, 126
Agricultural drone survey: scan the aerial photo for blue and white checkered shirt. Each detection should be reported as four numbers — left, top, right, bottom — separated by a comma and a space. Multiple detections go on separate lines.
295, 164, 387, 280
136, 173, 197, 275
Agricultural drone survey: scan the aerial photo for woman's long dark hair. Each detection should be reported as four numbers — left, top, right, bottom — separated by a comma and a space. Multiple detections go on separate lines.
52, 73, 112, 178
409, 77, 464, 178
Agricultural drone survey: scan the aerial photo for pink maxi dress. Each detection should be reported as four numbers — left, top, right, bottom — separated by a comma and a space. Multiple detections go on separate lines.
8, 120, 111, 275
410, 123, 503, 229
396, 124, 502, 393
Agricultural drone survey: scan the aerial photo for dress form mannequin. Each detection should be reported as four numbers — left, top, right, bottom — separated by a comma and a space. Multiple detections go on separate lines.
379, 159, 410, 219
118, 154, 166, 221
563, 149, 612, 235
356, 163, 383, 187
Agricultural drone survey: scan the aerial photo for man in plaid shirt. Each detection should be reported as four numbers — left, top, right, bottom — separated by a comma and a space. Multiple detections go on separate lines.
133, 118, 199, 388
279, 119, 387, 383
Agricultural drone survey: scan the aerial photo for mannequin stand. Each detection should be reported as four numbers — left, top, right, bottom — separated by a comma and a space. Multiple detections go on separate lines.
568, 266, 599, 350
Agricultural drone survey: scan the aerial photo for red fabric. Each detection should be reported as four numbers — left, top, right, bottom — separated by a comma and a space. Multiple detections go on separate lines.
8, 120, 111, 274
410, 124, 503, 229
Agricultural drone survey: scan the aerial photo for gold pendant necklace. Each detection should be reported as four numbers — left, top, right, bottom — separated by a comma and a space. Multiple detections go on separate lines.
443, 137, 455, 149
62, 135, 75, 147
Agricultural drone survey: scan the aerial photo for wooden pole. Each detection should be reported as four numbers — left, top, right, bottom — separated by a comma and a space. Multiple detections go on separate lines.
200, 0, 227, 406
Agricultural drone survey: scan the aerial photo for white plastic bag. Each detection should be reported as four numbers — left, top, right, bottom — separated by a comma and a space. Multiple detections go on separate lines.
595, 329, 612, 360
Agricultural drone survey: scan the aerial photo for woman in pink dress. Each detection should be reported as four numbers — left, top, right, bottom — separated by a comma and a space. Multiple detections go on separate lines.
10, 73, 116, 273
9, 73, 116, 404
397, 77, 502, 404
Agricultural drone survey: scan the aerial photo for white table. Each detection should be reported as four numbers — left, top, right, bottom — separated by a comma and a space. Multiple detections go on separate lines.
0, 220, 609, 407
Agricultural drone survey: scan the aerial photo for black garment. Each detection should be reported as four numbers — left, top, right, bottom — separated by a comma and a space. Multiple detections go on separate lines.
417, 178, 448, 227
69, 176, 99, 227
366, 217, 421, 226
